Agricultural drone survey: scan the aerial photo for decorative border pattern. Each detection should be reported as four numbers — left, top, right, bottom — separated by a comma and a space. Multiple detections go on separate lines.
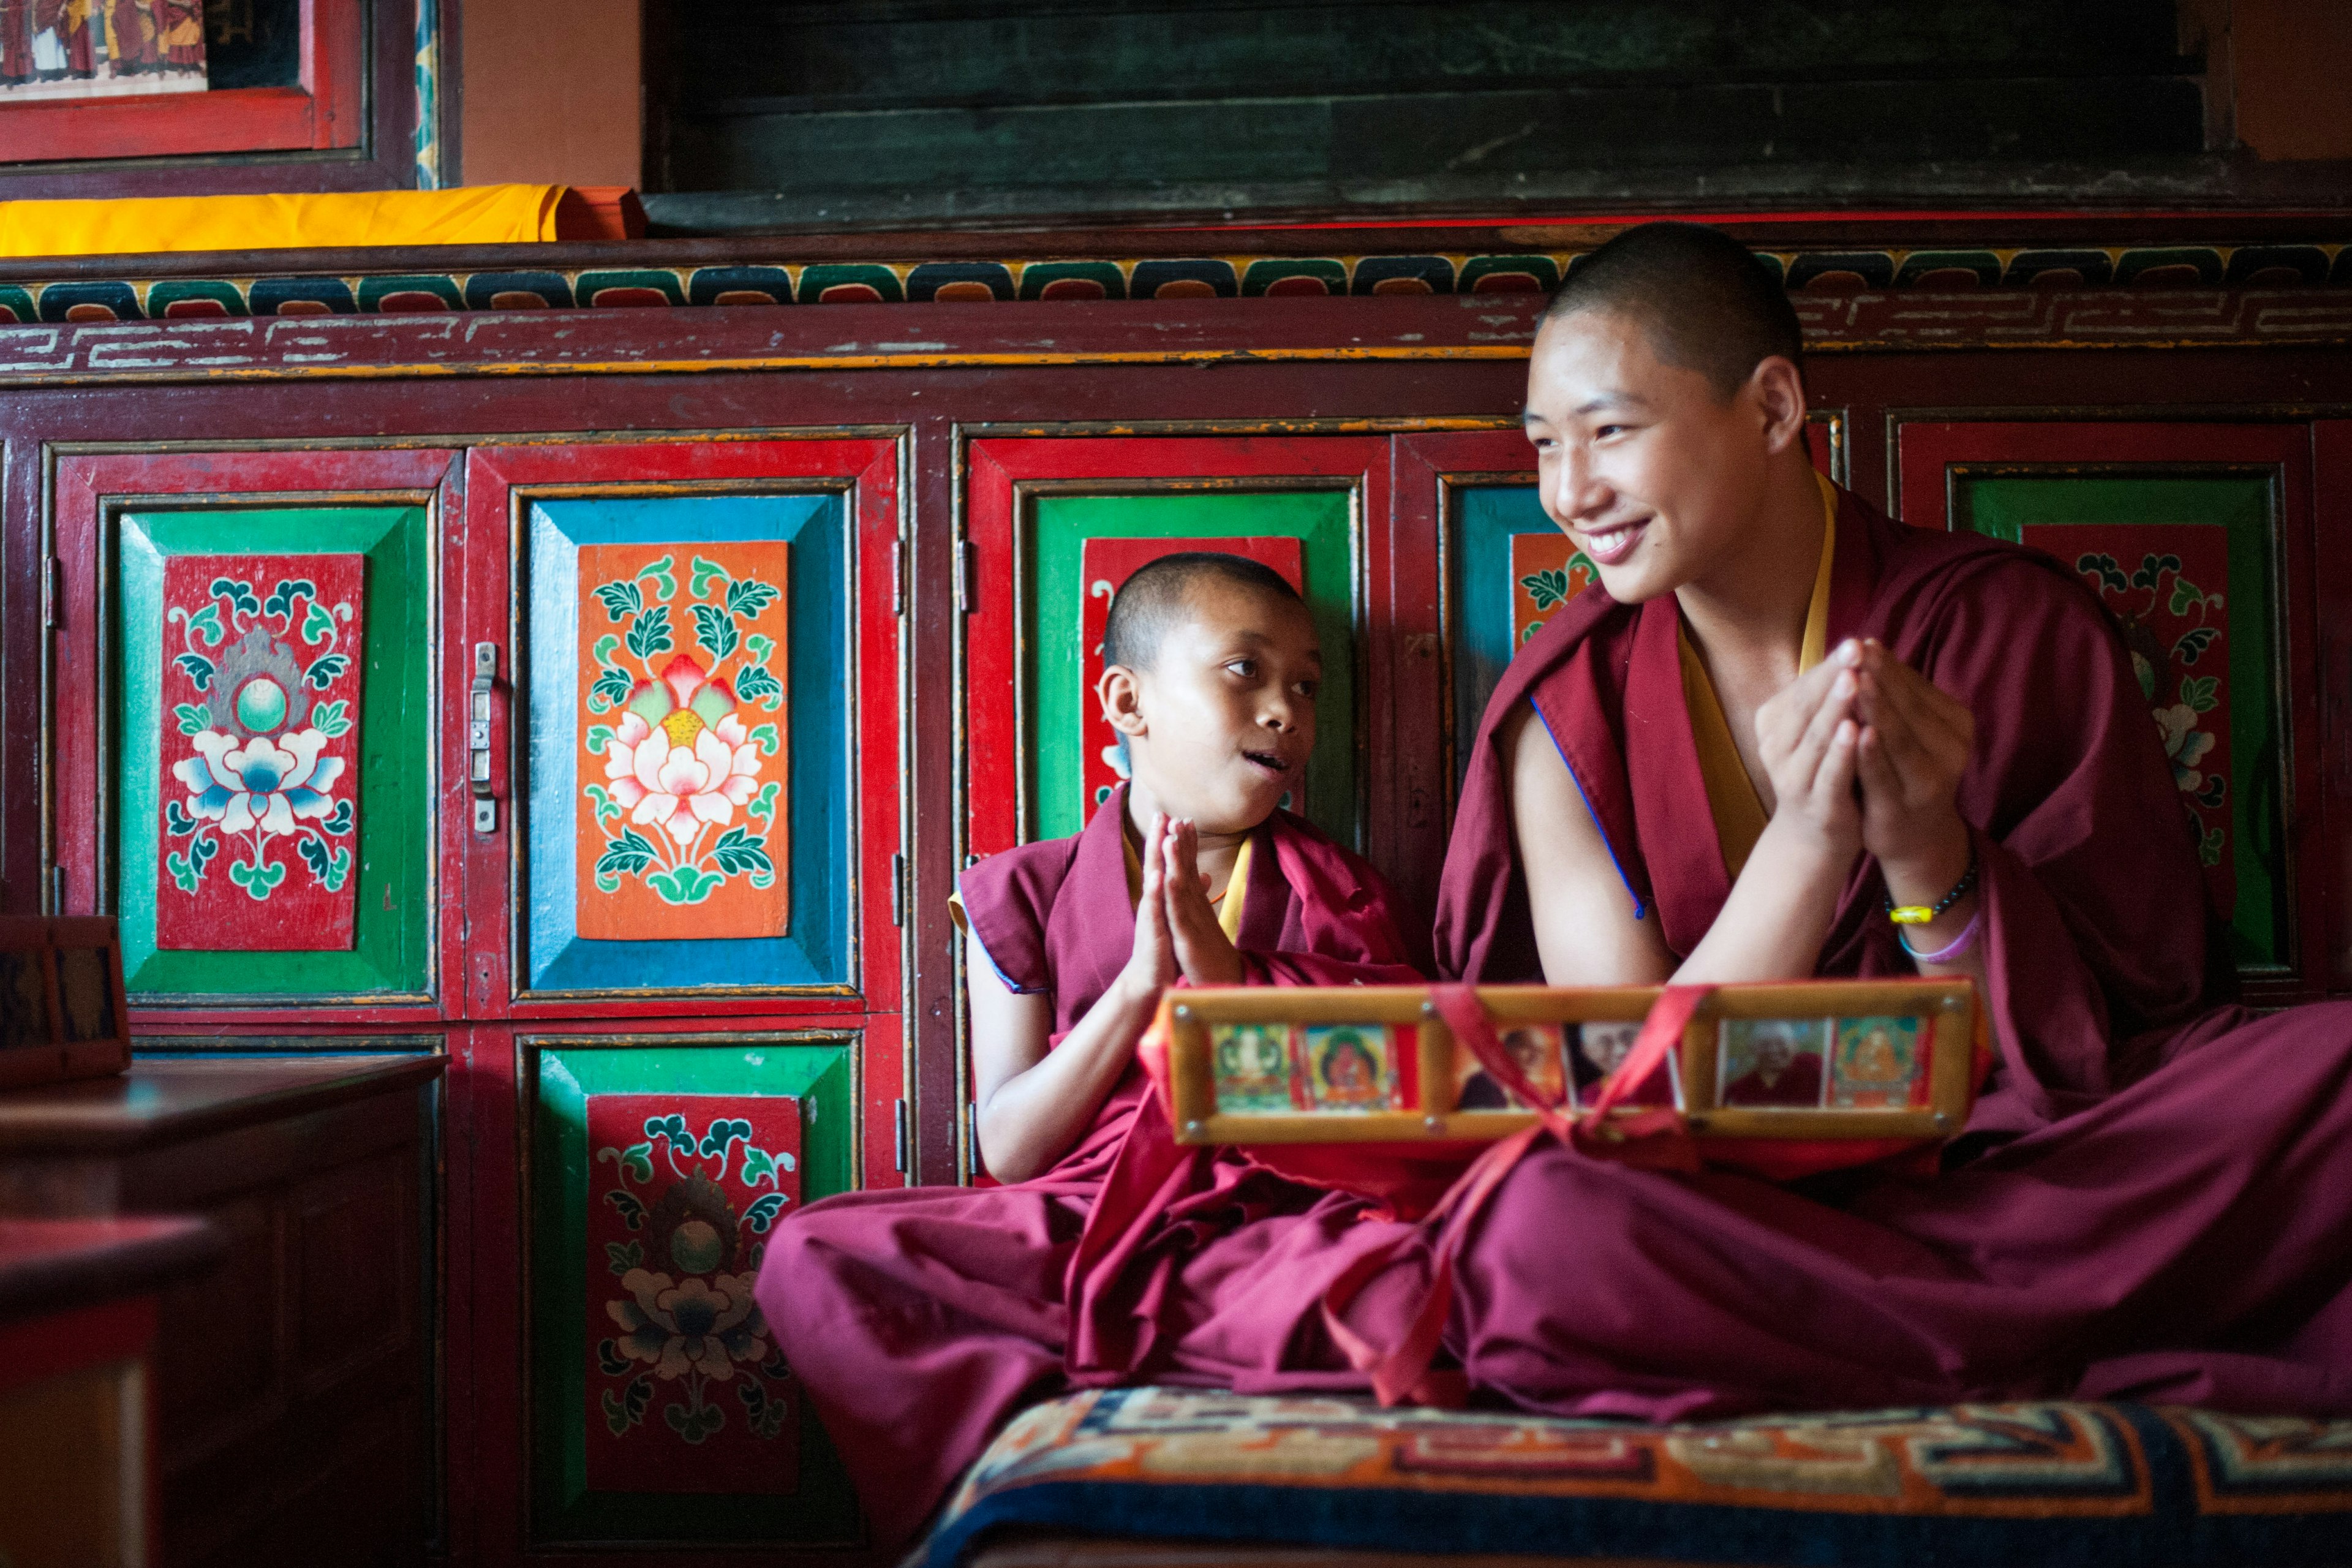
4, 243, 2350, 324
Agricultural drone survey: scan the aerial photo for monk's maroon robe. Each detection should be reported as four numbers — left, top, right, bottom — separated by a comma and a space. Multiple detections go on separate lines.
1423, 484, 2352, 1420
756, 789, 1426, 1545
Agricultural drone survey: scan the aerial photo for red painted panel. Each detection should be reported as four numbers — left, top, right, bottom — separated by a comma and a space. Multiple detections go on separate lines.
155, 552, 364, 951
584, 1094, 801, 1495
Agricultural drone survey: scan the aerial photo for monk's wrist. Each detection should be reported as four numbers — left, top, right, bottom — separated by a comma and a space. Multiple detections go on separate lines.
1878, 819, 1972, 910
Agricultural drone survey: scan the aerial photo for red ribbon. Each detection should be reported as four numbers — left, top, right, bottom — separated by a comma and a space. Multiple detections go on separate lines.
1320, 983, 1711, 1406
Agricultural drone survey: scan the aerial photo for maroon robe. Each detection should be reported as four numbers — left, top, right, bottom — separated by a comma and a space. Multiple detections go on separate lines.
1419, 483, 2352, 1421
755, 789, 1427, 1546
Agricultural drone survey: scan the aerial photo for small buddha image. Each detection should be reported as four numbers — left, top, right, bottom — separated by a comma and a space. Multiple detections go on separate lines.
1718, 1018, 1830, 1109
1830, 1016, 1928, 1109
1302, 1024, 1393, 1113
1212, 1022, 1296, 1114
1455, 1022, 1566, 1110
1567, 1020, 1678, 1108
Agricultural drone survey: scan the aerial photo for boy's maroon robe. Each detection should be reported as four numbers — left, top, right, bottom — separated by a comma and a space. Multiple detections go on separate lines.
1423, 484, 2352, 1422
755, 789, 1425, 1545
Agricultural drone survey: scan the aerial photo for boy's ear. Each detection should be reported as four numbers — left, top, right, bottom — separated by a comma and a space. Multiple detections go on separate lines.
1749, 355, 1809, 456
1098, 664, 1147, 737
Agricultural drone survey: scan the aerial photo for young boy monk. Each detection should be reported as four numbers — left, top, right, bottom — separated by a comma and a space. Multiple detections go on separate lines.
755, 552, 1425, 1547
1408, 221, 2352, 1419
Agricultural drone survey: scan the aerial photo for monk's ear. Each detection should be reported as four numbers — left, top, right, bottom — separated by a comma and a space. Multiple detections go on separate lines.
1749, 355, 1808, 456
1099, 664, 1147, 737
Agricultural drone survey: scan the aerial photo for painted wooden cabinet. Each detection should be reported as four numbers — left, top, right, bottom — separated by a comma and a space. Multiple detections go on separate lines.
4, 226, 2350, 1562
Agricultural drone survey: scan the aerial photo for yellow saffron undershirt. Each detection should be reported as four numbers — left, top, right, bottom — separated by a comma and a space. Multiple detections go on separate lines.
1676, 471, 1840, 880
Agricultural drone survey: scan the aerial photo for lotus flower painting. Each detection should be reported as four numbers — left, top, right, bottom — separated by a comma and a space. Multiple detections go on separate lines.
576, 543, 790, 941
155, 554, 364, 951
586, 1093, 802, 1493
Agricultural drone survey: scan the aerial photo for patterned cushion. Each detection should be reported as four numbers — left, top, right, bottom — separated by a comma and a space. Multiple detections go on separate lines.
918, 1386, 2352, 1567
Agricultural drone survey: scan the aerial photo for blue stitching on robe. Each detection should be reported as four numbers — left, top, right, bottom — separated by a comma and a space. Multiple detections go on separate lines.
1531, 698, 1646, 922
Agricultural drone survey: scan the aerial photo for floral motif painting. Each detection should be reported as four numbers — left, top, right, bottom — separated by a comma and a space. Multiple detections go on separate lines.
588, 1093, 802, 1495
1077, 537, 1305, 823
1509, 533, 1597, 649
2027, 524, 2237, 915
156, 554, 363, 951
575, 544, 790, 941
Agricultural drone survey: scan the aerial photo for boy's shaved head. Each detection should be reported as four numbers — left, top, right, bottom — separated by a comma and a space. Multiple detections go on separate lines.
1102, 551, 1305, 671
1542, 222, 1804, 400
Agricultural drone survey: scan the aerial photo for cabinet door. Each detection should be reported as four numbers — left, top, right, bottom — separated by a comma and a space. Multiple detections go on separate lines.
1896, 421, 2324, 1001
52, 447, 461, 1019
519, 1026, 864, 1548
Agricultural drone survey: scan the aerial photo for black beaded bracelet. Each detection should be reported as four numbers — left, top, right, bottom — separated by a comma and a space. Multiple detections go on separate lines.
1883, 850, 1978, 926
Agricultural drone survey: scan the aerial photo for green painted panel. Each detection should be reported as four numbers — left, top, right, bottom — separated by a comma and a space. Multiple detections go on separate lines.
1958, 475, 2284, 970
116, 508, 432, 998
532, 1037, 859, 1545
1028, 491, 1356, 845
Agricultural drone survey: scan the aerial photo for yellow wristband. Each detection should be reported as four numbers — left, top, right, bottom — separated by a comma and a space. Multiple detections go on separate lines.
1887, 905, 1936, 925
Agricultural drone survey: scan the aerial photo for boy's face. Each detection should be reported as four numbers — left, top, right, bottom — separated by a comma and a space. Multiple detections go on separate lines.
1106, 578, 1320, 834
1521, 307, 1776, 605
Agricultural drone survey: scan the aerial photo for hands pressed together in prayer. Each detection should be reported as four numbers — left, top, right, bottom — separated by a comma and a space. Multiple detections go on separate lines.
1754, 637, 1979, 965
970, 810, 1250, 1182
1116, 811, 1246, 1003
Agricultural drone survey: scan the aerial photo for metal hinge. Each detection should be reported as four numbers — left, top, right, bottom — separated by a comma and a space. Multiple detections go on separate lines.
40, 556, 60, 629
890, 851, 905, 927
892, 1098, 910, 1174
954, 540, 974, 614
890, 539, 905, 616
48, 865, 64, 914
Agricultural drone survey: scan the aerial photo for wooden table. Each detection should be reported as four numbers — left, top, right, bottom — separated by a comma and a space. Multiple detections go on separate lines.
0, 1054, 443, 1568
0, 1214, 222, 1568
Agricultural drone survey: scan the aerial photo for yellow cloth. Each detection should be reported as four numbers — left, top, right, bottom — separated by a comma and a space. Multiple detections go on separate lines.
1678, 472, 1840, 880
0, 185, 567, 259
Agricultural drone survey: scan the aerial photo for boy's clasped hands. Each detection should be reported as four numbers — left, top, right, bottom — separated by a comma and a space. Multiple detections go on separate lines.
1117, 811, 1246, 1001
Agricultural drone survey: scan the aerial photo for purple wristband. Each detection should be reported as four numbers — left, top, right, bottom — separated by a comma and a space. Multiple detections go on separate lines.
1898, 910, 1981, 965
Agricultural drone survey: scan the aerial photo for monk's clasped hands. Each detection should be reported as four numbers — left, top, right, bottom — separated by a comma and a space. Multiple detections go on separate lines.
1752, 637, 1864, 864
1850, 639, 1975, 908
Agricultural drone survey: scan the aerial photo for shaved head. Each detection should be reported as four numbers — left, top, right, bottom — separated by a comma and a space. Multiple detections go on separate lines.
1102, 551, 1305, 671
1541, 222, 1804, 400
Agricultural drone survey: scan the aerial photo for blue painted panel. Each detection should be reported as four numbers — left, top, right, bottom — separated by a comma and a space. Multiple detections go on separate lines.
526, 494, 852, 993
1452, 485, 1552, 786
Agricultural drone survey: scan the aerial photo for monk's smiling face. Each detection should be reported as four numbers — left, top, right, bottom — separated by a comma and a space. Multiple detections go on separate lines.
1102, 576, 1320, 834
1522, 306, 1793, 605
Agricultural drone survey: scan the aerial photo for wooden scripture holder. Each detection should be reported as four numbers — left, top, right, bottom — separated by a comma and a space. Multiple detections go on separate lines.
1160, 979, 1978, 1147
0, 916, 132, 1092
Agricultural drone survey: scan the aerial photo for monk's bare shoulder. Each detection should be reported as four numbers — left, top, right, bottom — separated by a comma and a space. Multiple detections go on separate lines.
1504, 700, 1671, 985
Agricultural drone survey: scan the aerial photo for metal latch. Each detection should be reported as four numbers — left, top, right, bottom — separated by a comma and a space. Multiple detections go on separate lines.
470, 643, 499, 834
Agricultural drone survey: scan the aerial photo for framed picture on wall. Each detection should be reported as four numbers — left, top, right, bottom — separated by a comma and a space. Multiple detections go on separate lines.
0, 0, 423, 197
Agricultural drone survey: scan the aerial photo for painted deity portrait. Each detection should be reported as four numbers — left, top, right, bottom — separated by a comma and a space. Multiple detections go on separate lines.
1212, 1022, 1296, 1114
1303, 1025, 1393, 1113
1830, 1016, 1929, 1109
1718, 1018, 1831, 1109
1457, 1022, 1567, 1110
1569, 1020, 1678, 1107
